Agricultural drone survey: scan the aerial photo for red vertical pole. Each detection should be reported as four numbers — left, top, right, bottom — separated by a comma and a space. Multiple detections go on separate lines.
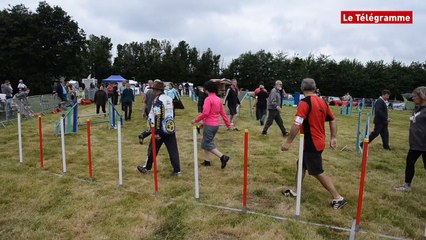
243, 129, 249, 210
87, 119, 93, 179
152, 127, 159, 193
38, 115, 44, 169
355, 138, 369, 231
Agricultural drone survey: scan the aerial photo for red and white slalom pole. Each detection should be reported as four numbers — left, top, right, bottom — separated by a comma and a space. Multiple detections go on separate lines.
152, 127, 159, 194
17, 112, 23, 164
242, 129, 249, 211
295, 133, 304, 219
38, 115, 44, 169
193, 126, 199, 200
117, 120, 123, 187
60, 117, 67, 175
87, 119, 93, 179
355, 137, 369, 232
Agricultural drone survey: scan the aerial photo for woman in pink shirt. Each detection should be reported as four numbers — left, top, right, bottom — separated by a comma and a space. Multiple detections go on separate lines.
193, 81, 231, 168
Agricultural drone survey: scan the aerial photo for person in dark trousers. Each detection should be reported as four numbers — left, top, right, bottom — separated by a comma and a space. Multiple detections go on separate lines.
197, 86, 208, 113
184, 82, 190, 96
282, 78, 347, 209
224, 79, 240, 131
262, 80, 289, 136
55, 79, 67, 102
395, 86, 426, 192
137, 80, 181, 175
112, 83, 119, 105
194, 86, 208, 134
253, 83, 268, 125
120, 82, 134, 121
94, 85, 108, 114
366, 89, 391, 150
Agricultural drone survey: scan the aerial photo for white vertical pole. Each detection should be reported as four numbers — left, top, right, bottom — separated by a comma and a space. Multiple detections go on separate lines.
193, 126, 199, 200
423, 224, 426, 240
60, 117, 67, 175
17, 112, 23, 164
349, 219, 356, 240
117, 120, 123, 187
295, 134, 304, 219
249, 97, 253, 117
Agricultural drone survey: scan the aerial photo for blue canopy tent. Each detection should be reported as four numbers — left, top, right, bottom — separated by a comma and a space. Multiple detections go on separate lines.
102, 75, 127, 83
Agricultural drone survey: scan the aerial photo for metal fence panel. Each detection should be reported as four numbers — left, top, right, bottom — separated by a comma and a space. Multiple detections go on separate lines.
0, 94, 61, 127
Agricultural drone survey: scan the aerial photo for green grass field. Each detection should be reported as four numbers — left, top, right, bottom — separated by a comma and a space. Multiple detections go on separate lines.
1, 96, 425, 239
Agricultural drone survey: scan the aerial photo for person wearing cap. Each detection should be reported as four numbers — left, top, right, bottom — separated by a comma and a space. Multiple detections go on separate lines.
395, 86, 426, 192
137, 80, 181, 176
281, 78, 347, 209
17, 79, 27, 93
138, 79, 161, 144
120, 82, 135, 121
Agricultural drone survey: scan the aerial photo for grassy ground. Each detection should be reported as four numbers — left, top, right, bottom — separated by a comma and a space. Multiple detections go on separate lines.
0, 96, 425, 239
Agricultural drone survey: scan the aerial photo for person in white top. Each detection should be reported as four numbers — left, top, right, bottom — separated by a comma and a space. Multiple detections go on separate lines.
17, 79, 27, 92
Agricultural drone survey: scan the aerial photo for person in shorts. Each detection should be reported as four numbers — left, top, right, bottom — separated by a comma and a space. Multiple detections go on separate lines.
281, 78, 347, 209
193, 81, 231, 168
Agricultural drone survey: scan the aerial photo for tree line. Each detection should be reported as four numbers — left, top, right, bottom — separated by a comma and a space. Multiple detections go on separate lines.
1, 2, 425, 99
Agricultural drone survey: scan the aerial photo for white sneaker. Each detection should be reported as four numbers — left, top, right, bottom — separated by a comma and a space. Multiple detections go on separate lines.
395, 183, 411, 192
282, 189, 297, 197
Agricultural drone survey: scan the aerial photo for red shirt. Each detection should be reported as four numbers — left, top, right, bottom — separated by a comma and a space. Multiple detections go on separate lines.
295, 96, 334, 152
254, 87, 267, 96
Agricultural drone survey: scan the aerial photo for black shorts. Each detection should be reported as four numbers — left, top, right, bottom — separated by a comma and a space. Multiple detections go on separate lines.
228, 104, 237, 116
302, 151, 324, 176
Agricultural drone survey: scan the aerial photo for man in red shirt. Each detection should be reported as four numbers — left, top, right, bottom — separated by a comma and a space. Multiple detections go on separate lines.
254, 81, 268, 96
253, 82, 268, 125
281, 78, 347, 209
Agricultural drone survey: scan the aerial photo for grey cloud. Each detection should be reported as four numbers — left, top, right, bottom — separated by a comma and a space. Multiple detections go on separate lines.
2, 0, 425, 64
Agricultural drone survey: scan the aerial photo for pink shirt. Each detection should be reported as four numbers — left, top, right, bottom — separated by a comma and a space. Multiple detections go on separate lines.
195, 93, 231, 128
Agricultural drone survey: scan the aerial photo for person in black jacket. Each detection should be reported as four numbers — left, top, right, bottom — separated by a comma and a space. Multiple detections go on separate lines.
56, 80, 67, 102
368, 89, 391, 150
253, 84, 268, 125
224, 79, 240, 131
112, 83, 119, 105
196, 86, 208, 113
94, 85, 108, 114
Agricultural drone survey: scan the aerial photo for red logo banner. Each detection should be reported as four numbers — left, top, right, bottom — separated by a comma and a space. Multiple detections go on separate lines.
341, 11, 413, 24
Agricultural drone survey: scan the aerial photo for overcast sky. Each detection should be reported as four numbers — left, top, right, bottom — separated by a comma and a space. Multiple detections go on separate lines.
2, 0, 425, 66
